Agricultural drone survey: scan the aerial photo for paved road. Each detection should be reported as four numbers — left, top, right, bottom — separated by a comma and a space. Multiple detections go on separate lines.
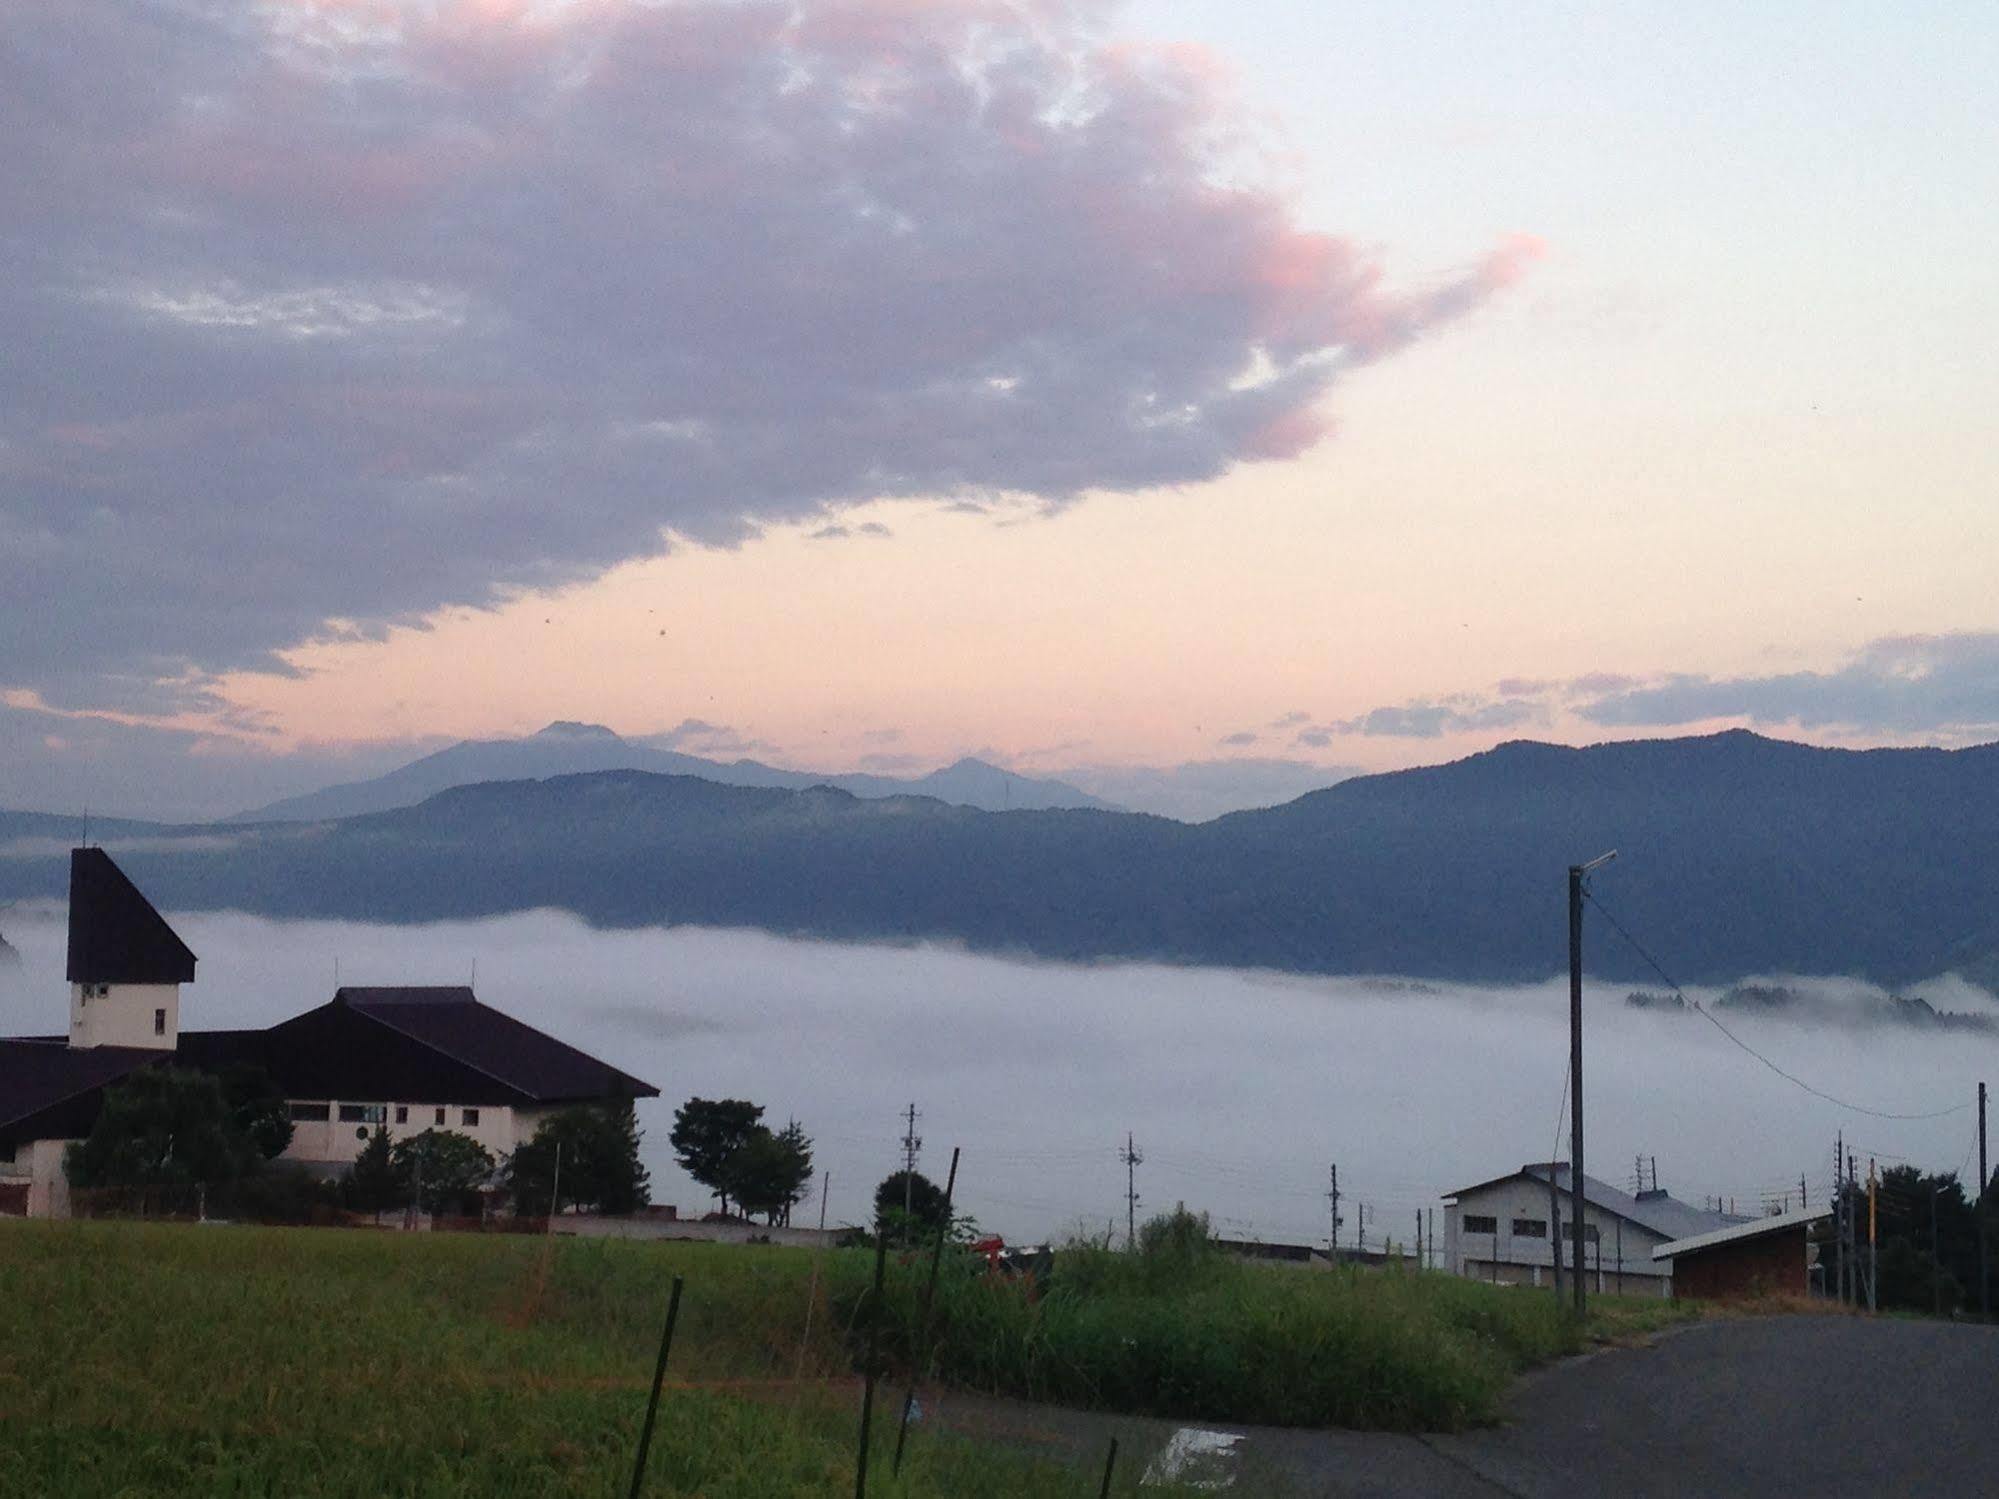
930, 1317, 1999, 1496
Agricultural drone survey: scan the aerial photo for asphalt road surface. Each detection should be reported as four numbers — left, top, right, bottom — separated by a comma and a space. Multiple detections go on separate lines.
930, 1316, 1999, 1496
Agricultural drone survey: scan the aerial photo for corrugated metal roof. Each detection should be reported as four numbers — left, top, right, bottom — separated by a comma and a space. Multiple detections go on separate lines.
1446, 1161, 1739, 1241
1652, 1204, 1830, 1261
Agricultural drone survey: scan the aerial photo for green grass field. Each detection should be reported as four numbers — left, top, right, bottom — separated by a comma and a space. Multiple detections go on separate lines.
0, 1219, 1692, 1496
0, 1220, 1189, 1498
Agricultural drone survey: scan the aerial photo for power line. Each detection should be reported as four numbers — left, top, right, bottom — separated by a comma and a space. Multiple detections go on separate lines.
1583, 888, 1972, 1122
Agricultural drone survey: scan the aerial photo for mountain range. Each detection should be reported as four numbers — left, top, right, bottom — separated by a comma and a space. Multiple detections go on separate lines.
4, 729, 1997, 989
230, 720, 1118, 821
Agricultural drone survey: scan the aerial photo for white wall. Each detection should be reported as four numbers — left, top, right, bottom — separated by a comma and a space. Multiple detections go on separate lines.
68, 982, 179, 1050
2, 1138, 80, 1218
1444, 1180, 1672, 1296
282, 1100, 529, 1168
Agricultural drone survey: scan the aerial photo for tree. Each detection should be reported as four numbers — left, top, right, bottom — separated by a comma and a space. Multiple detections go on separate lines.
670, 1098, 764, 1216
66, 1067, 256, 1195
874, 1169, 949, 1246
506, 1102, 651, 1216
216, 1063, 293, 1160
389, 1129, 494, 1215
730, 1119, 814, 1226
346, 1126, 400, 1215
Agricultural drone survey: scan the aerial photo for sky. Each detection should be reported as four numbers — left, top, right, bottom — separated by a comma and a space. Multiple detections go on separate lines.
2, 907, 1990, 1245
4, 0, 1997, 821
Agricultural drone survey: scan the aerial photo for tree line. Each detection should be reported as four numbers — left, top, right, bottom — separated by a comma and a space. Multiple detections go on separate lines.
63, 1065, 649, 1220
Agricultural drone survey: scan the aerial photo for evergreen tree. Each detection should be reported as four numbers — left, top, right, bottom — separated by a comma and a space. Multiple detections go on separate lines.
346, 1126, 399, 1215
729, 1119, 814, 1225
506, 1103, 650, 1216
389, 1129, 494, 1215
874, 1169, 949, 1246
66, 1067, 256, 1195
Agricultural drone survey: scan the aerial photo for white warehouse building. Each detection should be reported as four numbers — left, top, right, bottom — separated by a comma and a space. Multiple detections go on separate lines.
1443, 1162, 1742, 1298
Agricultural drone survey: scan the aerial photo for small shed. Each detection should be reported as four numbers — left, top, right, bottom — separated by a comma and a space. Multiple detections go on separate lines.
1652, 1205, 1829, 1300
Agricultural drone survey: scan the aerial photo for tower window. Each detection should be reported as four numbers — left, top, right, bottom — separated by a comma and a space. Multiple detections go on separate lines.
153, 1008, 166, 1036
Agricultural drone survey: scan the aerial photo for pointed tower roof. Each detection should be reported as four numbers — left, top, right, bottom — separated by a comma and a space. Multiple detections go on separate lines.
65, 848, 197, 985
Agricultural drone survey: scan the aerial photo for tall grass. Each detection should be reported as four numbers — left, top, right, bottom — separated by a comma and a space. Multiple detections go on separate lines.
835, 1235, 1686, 1431
0, 1220, 1193, 1498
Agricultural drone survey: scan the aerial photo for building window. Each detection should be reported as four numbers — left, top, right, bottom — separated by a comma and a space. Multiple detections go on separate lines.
1512, 1218, 1547, 1238
1584, 1224, 1601, 1244
394, 1105, 408, 1125
461, 1108, 480, 1127
338, 1103, 387, 1124
288, 1103, 330, 1122
153, 1008, 166, 1036
434, 1107, 446, 1126
1463, 1214, 1497, 1235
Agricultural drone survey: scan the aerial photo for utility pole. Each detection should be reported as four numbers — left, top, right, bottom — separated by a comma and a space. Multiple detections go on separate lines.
1615, 1217, 1623, 1296
1326, 1165, 1340, 1264
901, 1103, 923, 1223
1833, 1133, 1845, 1305
1121, 1133, 1142, 1249
1568, 851, 1614, 1320
1981, 1081, 1989, 1321
1933, 1186, 1943, 1318
1868, 1158, 1879, 1314
1547, 1168, 1564, 1299
1849, 1151, 1859, 1305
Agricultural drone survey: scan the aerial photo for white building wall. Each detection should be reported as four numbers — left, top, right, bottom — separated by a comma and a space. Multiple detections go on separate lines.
1, 1138, 80, 1218
281, 1100, 534, 1169
69, 982, 180, 1050
1444, 1181, 1673, 1296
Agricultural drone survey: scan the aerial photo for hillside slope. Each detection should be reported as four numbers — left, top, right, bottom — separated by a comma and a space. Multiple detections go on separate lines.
7, 731, 1997, 986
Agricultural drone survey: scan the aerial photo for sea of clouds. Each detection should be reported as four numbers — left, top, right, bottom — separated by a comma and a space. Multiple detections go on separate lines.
4, 907, 1994, 1249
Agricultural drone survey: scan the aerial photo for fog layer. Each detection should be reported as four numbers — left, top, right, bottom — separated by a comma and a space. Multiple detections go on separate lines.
3, 908, 1992, 1248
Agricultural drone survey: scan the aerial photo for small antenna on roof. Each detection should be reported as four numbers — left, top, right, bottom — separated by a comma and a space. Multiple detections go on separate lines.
470, 957, 477, 988
334, 956, 340, 990
81, 807, 90, 849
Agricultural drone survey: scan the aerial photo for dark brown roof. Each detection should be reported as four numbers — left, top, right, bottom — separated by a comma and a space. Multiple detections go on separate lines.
0, 1040, 158, 1146
330, 986, 658, 1104
66, 848, 197, 985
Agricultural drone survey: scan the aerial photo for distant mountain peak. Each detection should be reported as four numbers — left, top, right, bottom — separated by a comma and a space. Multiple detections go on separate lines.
532, 720, 624, 742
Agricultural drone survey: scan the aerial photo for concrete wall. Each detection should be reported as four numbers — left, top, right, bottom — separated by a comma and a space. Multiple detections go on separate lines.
1, 1138, 79, 1217
282, 1100, 542, 1169
555, 1215, 848, 1250
1445, 1181, 1673, 1297
69, 982, 179, 1050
